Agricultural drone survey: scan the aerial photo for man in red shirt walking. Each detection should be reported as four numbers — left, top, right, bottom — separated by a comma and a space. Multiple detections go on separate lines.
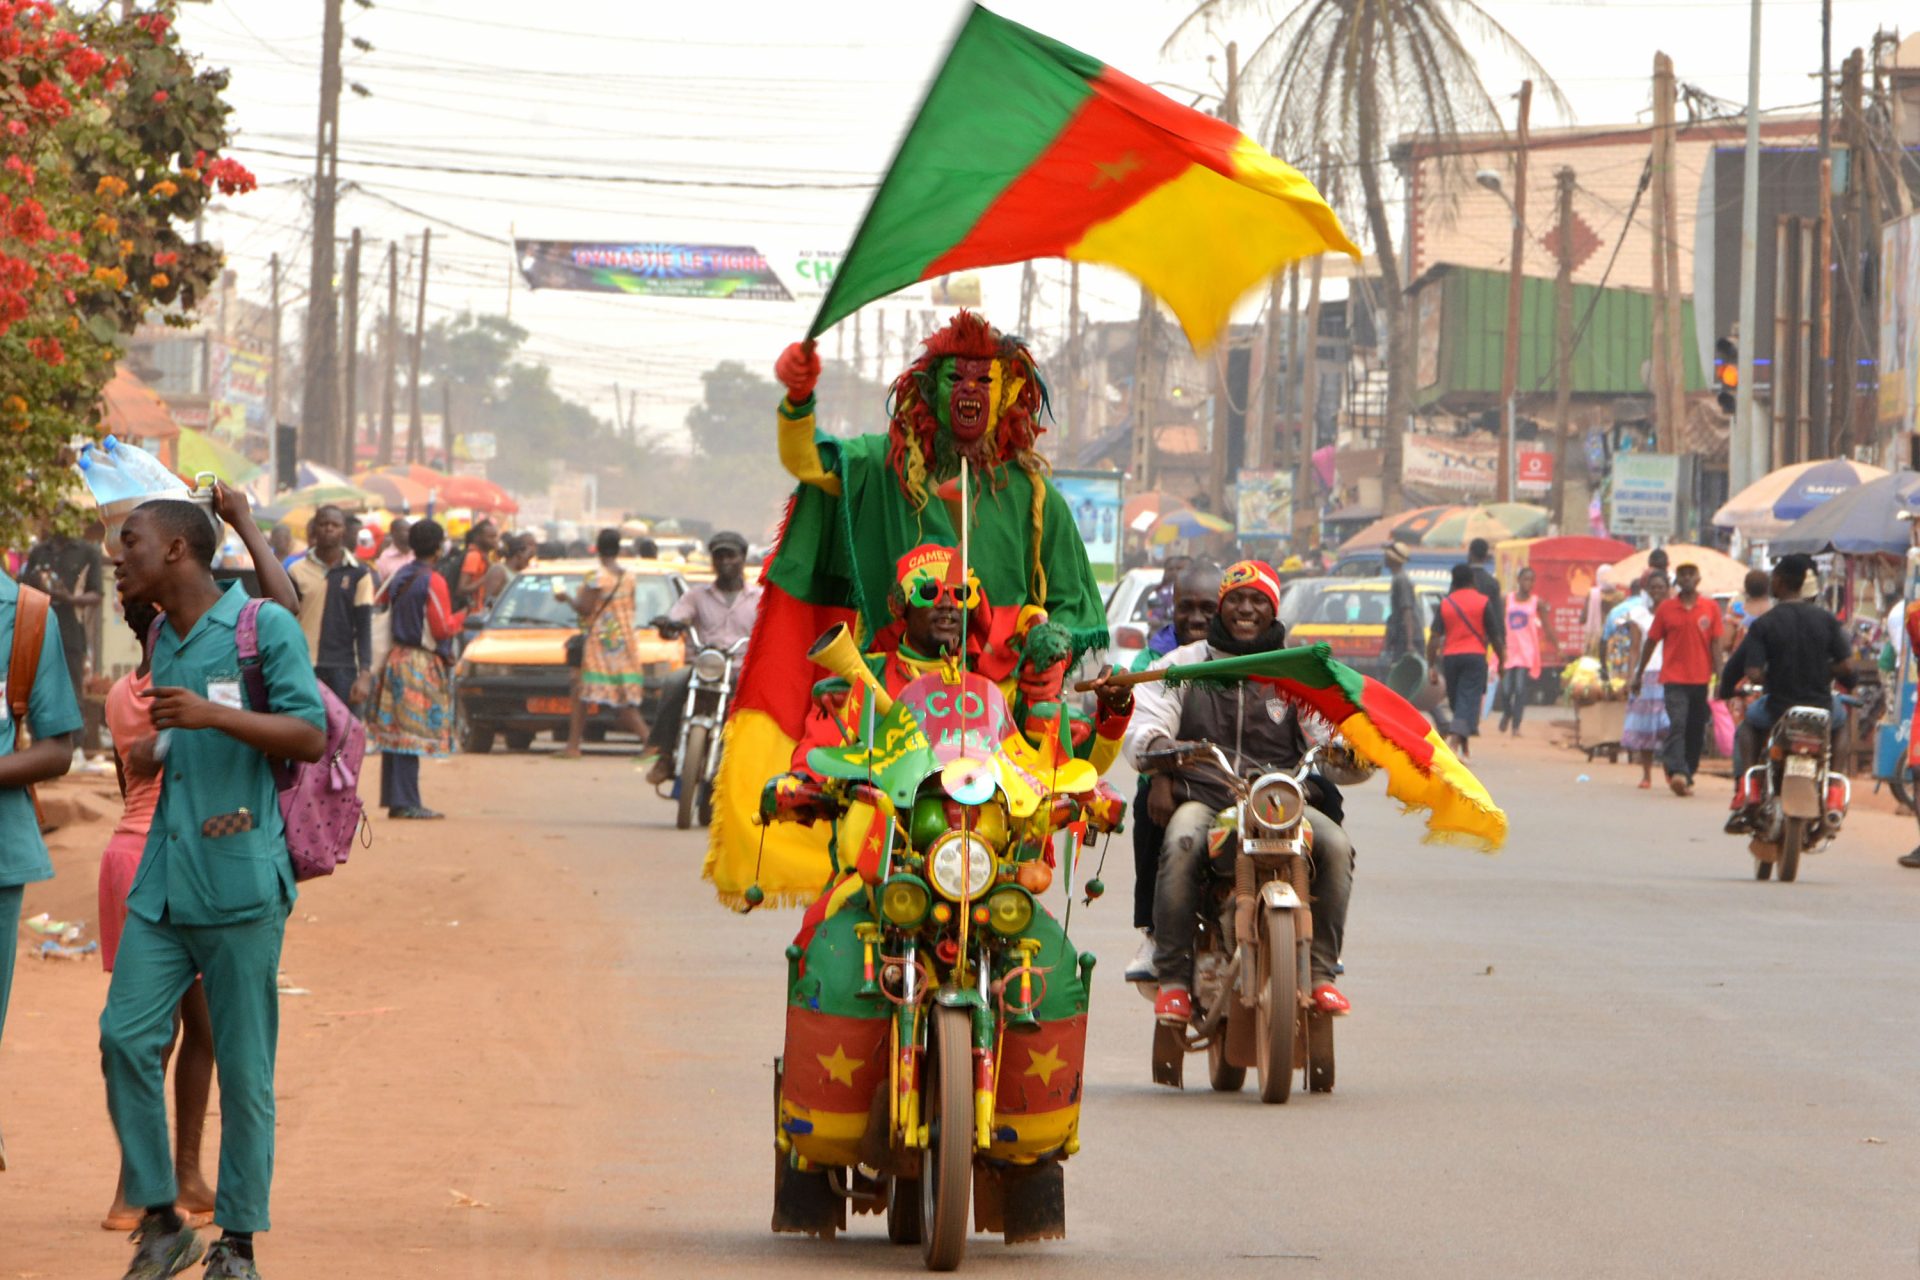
1633, 561, 1723, 794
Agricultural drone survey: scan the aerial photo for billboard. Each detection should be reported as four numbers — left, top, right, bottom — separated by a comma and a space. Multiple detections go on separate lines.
515, 240, 793, 300
1878, 211, 1920, 439
1609, 453, 1680, 537
1051, 471, 1123, 581
1235, 469, 1294, 538
1402, 431, 1498, 497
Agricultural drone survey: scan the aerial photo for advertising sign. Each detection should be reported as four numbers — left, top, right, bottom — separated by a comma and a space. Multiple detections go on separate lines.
1517, 449, 1553, 494
1609, 453, 1680, 537
1235, 469, 1294, 538
1878, 212, 1920, 438
1402, 431, 1498, 497
771, 249, 931, 305
1051, 470, 1124, 581
515, 240, 793, 300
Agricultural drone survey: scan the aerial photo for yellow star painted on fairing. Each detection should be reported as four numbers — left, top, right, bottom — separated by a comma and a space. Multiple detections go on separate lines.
1024, 1045, 1066, 1086
817, 1044, 865, 1087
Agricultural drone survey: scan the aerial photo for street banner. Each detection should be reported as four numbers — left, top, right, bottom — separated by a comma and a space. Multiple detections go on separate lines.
1517, 449, 1553, 494
515, 240, 793, 300
1402, 432, 1498, 497
1609, 453, 1680, 537
1051, 470, 1124, 581
1877, 212, 1920, 439
1235, 468, 1293, 537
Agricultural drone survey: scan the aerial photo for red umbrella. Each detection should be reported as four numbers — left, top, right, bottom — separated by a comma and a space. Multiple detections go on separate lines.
354, 471, 435, 511
436, 474, 519, 514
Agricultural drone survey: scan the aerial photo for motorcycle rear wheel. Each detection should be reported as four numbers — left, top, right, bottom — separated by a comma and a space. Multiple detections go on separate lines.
1778, 820, 1804, 883
676, 724, 709, 831
920, 1004, 972, 1271
1256, 908, 1297, 1105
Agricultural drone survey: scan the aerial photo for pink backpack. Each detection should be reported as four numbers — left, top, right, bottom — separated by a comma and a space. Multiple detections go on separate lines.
236, 599, 368, 880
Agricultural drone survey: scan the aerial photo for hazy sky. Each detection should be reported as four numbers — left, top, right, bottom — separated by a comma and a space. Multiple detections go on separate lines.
177, 0, 1901, 449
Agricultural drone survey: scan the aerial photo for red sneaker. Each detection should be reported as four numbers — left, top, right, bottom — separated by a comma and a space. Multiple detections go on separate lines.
1153, 987, 1192, 1025
1311, 983, 1351, 1016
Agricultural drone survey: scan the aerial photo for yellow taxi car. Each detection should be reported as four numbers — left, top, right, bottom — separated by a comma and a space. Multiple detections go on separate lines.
1279, 575, 1446, 678
455, 558, 693, 752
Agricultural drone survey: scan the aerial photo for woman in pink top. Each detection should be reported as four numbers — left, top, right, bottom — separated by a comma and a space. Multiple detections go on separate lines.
1496, 567, 1558, 735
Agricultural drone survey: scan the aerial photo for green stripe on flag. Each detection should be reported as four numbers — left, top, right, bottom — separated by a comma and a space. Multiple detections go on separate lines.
810, 4, 1102, 336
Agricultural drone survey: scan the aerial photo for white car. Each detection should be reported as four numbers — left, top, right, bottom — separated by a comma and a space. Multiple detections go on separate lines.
1104, 567, 1169, 659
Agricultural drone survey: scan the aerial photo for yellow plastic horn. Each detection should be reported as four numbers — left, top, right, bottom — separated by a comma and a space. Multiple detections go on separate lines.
807, 623, 893, 719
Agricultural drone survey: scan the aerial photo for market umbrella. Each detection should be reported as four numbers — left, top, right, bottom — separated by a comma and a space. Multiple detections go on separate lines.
259, 482, 375, 522
1411, 503, 1550, 547
1609, 544, 1750, 595
436, 473, 519, 514
1712, 457, 1887, 538
1124, 489, 1186, 534
355, 471, 435, 511
1338, 504, 1460, 553
1148, 507, 1234, 545
176, 428, 260, 486
295, 460, 357, 490
1769, 471, 1920, 556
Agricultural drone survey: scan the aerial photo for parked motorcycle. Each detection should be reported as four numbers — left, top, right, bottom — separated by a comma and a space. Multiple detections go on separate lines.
1135, 740, 1350, 1104
655, 620, 747, 830
1740, 702, 1849, 882
765, 624, 1124, 1270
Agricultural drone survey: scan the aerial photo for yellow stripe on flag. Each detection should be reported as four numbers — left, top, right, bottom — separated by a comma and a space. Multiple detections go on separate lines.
704, 708, 838, 908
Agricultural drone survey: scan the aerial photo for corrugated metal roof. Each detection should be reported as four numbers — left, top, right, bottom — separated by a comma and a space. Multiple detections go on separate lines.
1411, 264, 1706, 406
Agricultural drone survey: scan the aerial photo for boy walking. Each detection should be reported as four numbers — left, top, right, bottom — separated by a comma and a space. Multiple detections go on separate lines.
101, 500, 326, 1280
0, 573, 81, 1168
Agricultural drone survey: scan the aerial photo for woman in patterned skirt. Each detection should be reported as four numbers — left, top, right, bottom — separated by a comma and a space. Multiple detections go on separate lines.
558, 527, 649, 757
1618, 570, 1671, 789
369, 519, 464, 818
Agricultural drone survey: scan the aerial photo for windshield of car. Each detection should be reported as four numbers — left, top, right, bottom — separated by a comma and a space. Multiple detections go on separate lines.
487, 570, 679, 629
1280, 581, 1444, 629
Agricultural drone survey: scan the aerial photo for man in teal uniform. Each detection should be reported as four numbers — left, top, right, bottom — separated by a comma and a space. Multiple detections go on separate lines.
0, 572, 82, 1170
101, 500, 325, 1280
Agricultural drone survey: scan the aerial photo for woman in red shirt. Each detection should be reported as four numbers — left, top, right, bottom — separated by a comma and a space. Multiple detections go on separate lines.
1426, 563, 1506, 758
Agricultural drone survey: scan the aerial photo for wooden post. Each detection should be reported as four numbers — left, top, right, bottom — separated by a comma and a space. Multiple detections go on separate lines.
1208, 41, 1241, 514
266, 252, 281, 491
339, 226, 361, 473
1649, 54, 1675, 455
1551, 167, 1577, 531
1497, 79, 1532, 502
1066, 261, 1082, 451
1661, 62, 1685, 463
1130, 285, 1154, 491
377, 240, 398, 467
1296, 257, 1323, 550
405, 228, 430, 466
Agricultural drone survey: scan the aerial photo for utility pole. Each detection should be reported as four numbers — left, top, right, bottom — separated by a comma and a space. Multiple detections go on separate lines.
1130, 284, 1155, 492
1734, 0, 1764, 492
1017, 260, 1036, 336
267, 252, 281, 493
1066, 261, 1082, 450
876, 310, 888, 385
339, 226, 361, 473
406, 227, 431, 466
1835, 46, 1874, 454
1551, 167, 1577, 531
302, 0, 345, 467
378, 240, 398, 466
1813, 0, 1833, 457
1207, 40, 1240, 513
1497, 79, 1532, 502
1255, 274, 1280, 473
1660, 61, 1686, 461
1649, 54, 1677, 456
1296, 255, 1324, 551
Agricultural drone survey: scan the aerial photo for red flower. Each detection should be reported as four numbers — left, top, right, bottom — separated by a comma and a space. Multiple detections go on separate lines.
4, 156, 36, 187
102, 57, 127, 90
8, 198, 50, 243
153, 250, 177, 267
151, 89, 167, 104
203, 156, 256, 196
5, 121, 24, 138
61, 45, 104, 83
25, 79, 69, 119
27, 336, 66, 366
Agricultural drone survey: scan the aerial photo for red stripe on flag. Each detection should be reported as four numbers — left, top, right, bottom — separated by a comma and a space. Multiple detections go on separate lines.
1086, 66, 1242, 171
732, 581, 856, 737
782, 1007, 890, 1112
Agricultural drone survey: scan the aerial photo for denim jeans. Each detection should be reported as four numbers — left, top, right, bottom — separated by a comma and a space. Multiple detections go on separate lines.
1498, 667, 1531, 728
1151, 800, 1355, 990
1661, 683, 1710, 780
1442, 653, 1489, 737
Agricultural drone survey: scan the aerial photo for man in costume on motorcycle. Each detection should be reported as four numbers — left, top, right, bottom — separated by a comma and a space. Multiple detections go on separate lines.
1720, 553, 1852, 834
1122, 559, 1356, 1024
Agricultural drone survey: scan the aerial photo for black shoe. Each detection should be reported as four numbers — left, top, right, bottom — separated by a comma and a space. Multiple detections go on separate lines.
1899, 848, 1920, 868
202, 1239, 262, 1280
1724, 810, 1753, 836
390, 806, 445, 820
123, 1215, 203, 1279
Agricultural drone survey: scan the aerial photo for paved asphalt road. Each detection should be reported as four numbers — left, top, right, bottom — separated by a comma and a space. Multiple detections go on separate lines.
623, 727, 1920, 1278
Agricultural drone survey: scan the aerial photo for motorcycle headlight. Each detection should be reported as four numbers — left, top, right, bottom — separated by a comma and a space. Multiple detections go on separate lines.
1246, 772, 1306, 833
693, 649, 729, 681
926, 832, 996, 901
984, 885, 1034, 937
880, 875, 931, 929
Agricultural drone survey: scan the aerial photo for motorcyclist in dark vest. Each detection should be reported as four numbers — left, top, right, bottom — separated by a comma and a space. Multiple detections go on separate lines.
1122, 559, 1356, 1025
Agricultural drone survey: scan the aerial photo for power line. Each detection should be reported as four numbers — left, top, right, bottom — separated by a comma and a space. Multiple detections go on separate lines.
239, 145, 879, 190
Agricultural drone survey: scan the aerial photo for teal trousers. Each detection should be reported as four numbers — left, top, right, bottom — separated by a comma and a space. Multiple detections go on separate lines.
101, 911, 285, 1232
0, 885, 20, 1047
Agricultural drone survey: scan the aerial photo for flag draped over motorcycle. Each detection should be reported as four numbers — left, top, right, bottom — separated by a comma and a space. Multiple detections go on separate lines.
808, 4, 1362, 350
1158, 644, 1509, 851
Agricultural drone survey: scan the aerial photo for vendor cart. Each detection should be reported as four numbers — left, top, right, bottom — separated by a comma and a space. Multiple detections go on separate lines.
1575, 697, 1626, 763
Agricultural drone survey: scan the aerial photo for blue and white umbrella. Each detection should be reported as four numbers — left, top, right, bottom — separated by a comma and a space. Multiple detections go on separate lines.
1713, 458, 1887, 538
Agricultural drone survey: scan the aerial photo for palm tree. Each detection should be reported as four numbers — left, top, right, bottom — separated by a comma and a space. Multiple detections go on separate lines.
1166, 0, 1564, 514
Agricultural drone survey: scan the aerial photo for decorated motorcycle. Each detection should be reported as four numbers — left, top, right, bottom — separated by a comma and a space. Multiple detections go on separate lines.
765, 624, 1124, 1270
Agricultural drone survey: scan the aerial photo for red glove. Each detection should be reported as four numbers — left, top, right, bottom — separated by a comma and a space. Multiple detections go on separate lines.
774, 341, 821, 404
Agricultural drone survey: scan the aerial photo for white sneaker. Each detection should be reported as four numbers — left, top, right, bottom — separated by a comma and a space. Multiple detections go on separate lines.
1123, 930, 1157, 983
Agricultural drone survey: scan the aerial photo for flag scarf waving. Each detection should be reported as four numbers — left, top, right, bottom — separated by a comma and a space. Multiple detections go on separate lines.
810, 4, 1362, 350
1159, 644, 1509, 851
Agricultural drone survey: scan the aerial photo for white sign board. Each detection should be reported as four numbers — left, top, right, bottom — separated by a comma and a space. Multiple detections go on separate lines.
1609, 453, 1680, 537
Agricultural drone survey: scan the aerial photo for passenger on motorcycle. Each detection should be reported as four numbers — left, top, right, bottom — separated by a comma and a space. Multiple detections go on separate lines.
647, 530, 760, 784
1122, 559, 1357, 1025
1719, 554, 1852, 834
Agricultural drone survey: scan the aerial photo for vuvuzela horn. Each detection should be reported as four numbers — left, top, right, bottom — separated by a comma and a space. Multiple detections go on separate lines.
807, 622, 894, 718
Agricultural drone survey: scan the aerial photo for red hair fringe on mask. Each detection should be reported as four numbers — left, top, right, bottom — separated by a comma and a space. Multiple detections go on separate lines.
883, 310, 1049, 503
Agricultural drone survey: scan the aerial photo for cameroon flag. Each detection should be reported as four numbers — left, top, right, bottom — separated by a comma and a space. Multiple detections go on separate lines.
810, 4, 1361, 349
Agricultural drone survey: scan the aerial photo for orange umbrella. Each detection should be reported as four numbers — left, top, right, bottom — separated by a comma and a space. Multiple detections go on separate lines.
354, 471, 435, 511
436, 473, 519, 514
1609, 544, 1750, 596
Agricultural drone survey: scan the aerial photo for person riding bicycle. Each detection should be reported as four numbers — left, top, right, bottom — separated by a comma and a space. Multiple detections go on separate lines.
1122, 559, 1356, 1026
1720, 553, 1852, 834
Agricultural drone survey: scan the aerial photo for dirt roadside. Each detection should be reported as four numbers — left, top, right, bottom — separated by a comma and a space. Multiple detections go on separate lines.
3, 749, 660, 1279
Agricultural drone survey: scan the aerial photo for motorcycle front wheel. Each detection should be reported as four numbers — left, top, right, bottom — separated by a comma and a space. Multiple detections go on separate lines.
1256, 908, 1298, 1105
1778, 819, 1805, 882
920, 1003, 973, 1271
676, 724, 709, 831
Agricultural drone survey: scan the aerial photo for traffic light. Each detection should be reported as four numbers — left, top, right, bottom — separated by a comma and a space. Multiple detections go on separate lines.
1713, 337, 1738, 414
